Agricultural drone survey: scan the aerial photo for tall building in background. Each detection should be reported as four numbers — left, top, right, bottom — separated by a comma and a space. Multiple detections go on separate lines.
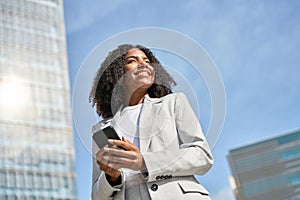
227, 129, 300, 200
0, 0, 77, 199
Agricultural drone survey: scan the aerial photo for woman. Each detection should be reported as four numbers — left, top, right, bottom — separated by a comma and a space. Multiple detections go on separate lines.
89, 44, 213, 200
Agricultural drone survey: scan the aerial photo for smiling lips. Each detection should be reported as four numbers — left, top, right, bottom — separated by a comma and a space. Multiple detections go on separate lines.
134, 69, 152, 76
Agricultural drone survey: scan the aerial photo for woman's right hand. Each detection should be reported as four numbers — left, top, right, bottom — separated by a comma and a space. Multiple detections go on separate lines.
96, 146, 121, 186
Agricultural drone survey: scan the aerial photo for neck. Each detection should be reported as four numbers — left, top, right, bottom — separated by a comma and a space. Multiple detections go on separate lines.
124, 88, 147, 106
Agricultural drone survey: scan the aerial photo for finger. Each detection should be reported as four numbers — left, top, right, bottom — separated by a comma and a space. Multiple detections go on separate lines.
109, 144, 125, 151
106, 160, 127, 170
103, 153, 143, 171
104, 146, 136, 158
107, 162, 130, 170
95, 150, 105, 162
100, 151, 114, 166
101, 151, 131, 166
108, 161, 141, 171
122, 136, 131, 143
96, 148, 104, 156
101, 163, 120, 172
121, 137, 140, 151
108, 139, 138, 151
100, 163, 110, 171
102, 152, 140, 169
108, 139, 128, 148
101, 153, 115, 165
99, 157, 121, 171
120, 136, 134, 145
95, 144, 110, 159
107, 155, 137, 165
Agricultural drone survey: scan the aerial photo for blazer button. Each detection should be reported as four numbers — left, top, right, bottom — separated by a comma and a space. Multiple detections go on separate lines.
150, 184, 158, 191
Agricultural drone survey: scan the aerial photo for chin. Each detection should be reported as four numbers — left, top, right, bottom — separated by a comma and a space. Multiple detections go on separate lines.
137, 82, 153, 90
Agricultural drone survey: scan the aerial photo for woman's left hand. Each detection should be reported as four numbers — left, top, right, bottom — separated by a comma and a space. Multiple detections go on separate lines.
103, 137, 147, 171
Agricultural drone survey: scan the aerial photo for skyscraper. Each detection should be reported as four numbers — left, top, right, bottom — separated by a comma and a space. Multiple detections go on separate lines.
227, 129, 300, 200
0, 0, 77, 199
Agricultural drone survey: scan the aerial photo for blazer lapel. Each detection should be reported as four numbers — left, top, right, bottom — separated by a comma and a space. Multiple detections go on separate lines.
139, 95, 165, 152
139, 102, 152, 152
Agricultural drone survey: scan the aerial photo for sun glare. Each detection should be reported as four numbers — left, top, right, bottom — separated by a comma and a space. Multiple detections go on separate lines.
0, 77, 30, 110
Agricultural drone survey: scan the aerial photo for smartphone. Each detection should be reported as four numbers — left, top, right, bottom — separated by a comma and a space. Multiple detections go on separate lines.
92, 120, 124, 150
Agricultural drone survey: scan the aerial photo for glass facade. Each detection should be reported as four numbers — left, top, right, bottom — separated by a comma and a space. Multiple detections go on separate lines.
0, 0, 77, 199
227, 130, 300, 200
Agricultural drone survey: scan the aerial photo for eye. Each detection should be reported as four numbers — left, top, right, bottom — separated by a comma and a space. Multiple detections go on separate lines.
126, 59, 135, 64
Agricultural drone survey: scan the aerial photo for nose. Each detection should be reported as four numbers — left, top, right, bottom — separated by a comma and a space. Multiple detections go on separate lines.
137, 58, 149, 67
137, 64, 148, 69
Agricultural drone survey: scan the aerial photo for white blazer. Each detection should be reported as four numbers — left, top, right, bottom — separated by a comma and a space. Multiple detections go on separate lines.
92, 93, 213, 200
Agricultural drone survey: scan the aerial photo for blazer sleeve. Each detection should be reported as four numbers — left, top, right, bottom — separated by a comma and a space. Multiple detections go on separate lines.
91, 140, 125, 199
142, 92, 214, 182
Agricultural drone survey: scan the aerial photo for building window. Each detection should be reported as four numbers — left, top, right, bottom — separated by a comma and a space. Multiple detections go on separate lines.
7, 172, 16, 188
0, 171, 6, 187
16, 171, 25, 189
34, 173, 42, 189
25, 172, 33, 189
282, 149, 300, 160
43, 174, 51, 190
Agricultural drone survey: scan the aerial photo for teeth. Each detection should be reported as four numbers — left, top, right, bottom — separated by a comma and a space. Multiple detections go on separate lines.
138, 72, 148, 76
136, 71, 149, 75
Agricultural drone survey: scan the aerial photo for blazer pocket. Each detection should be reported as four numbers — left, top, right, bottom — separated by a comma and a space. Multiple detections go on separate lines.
177, 181, 209, 196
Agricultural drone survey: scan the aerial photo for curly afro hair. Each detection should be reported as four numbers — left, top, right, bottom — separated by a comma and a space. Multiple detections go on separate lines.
89, 44, 177, 118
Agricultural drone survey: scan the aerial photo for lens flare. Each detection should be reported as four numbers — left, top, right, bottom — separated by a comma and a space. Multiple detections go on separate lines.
0, 77, 30, 111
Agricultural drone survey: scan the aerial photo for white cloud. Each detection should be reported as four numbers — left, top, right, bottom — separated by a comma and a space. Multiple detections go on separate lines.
211, 186, 235, 200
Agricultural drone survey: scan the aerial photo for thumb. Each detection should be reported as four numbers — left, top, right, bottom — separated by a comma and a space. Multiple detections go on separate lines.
121, 137, 139, 151
122, 137, 133, 145
122, 136, 129, 142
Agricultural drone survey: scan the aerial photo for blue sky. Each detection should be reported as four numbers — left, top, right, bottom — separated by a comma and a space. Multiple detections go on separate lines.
63, 1, 300, 199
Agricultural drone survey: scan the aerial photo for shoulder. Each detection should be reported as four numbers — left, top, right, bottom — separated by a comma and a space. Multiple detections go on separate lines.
160, 92, 189, 107
144, 93, 190, 116
144, 92, 187, 104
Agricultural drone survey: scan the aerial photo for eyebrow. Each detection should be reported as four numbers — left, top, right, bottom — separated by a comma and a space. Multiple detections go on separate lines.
126, 55, 149, 60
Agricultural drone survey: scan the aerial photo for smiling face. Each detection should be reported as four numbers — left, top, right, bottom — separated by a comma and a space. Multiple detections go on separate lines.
123, 48, 155, 92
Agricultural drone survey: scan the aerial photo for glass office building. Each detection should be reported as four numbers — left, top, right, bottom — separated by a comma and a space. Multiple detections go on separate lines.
0, 0, 77, 199
227, 129, 300, 200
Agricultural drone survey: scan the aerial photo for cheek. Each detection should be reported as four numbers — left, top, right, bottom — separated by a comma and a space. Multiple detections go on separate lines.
123, 71, 134, 86
124, 64, 135, 71
151, 69, 155, 79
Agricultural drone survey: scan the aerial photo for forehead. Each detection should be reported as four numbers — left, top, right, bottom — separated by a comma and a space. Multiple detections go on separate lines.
126, 48, 147, 58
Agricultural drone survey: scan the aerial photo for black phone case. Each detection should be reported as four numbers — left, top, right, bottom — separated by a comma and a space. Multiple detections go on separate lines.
92, 121, 126, 150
